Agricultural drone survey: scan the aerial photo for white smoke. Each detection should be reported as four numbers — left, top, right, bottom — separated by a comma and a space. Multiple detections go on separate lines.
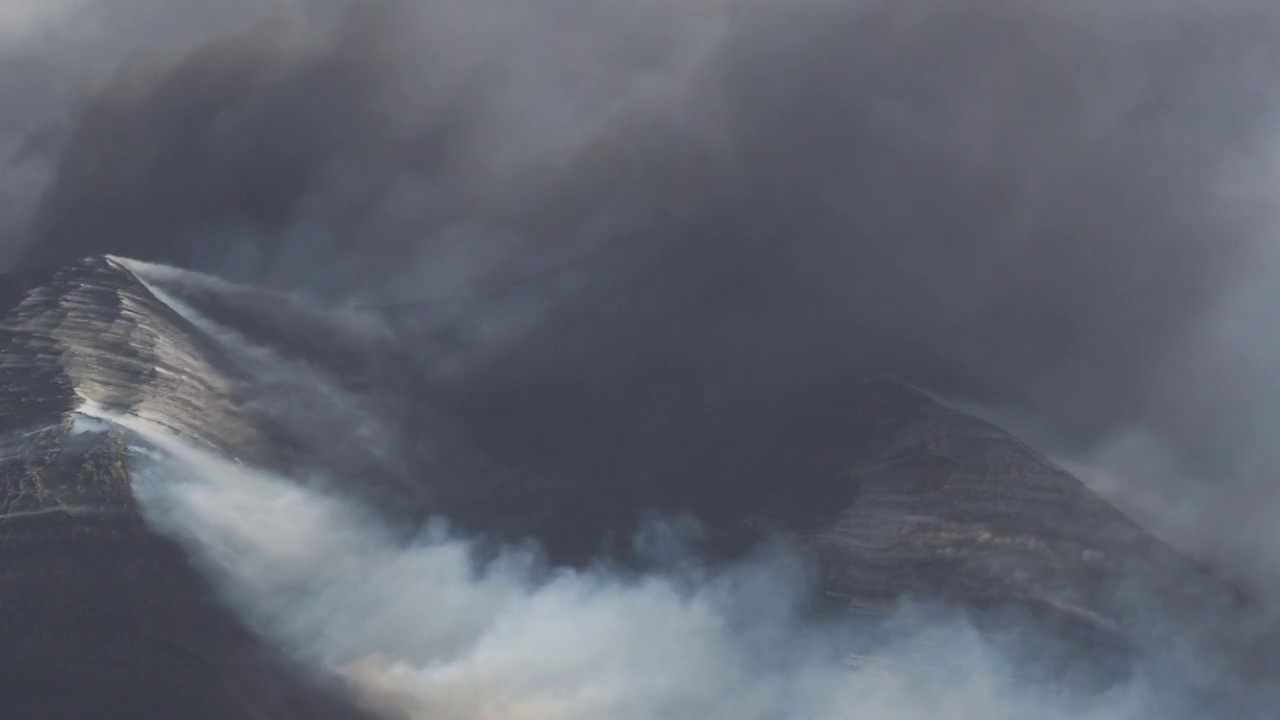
68, 400, 1167, 720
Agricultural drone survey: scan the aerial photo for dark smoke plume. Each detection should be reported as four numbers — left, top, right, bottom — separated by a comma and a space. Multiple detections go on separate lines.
6, 0, 1280, 583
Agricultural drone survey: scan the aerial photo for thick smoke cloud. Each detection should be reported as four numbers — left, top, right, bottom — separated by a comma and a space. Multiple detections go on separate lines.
6, 0, 1280, 607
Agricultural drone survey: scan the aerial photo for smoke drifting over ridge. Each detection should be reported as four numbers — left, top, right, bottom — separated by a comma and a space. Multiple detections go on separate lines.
4, 0, 1280, 708
5, 0, 1280, 596
83, 398, 1177, 720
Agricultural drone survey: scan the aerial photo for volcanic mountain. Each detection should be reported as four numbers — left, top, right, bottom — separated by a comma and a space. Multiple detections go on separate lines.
0, 256, 1264, 718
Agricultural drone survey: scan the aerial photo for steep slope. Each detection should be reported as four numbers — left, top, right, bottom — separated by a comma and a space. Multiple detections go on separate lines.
0, 258, 377, 720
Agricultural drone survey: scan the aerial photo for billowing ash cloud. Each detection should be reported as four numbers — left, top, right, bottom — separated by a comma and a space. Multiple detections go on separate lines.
7, 0, 1280, 485
6, 0, 1280, 652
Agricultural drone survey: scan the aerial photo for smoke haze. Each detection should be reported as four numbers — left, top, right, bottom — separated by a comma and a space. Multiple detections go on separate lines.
6, 0, 1280, 715
5, 0, 1280, 551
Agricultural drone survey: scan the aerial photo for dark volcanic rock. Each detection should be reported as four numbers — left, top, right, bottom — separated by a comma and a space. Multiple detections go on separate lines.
0, 259, 376, 720
0, 256, 1261, 716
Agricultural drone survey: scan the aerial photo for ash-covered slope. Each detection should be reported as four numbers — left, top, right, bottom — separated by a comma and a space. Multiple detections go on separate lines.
0, 256, 1259, 716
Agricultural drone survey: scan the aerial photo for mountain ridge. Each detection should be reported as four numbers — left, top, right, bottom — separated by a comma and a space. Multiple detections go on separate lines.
0, 254, 1264, 717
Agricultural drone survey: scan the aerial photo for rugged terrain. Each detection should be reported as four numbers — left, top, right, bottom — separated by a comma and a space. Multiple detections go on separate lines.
0, 258, 378, 719
0, 256, 1261, 717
